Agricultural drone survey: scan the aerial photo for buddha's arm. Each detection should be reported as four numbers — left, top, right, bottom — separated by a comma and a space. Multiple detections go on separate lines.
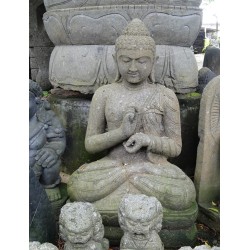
148, 88, 182, 158
85, 87, 137, 154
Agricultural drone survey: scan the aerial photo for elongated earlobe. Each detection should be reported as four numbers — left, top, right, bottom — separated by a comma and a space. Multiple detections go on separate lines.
113, 53, 122, 82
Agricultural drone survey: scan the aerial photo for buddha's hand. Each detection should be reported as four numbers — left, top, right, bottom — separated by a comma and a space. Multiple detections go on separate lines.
120, 107, 138, 139
35, 148, 58, 168
124, 132, 150, 153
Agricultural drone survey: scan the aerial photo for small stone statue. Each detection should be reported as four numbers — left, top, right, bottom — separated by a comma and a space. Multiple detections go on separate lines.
118, 194, 164, 250
29, 79, 66, 201
59, 202, 109, 250
67, 18, 196, 213
29, 241, 58, 250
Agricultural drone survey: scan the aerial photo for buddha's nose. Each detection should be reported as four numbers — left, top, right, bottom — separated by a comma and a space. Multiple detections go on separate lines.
129, 60, 137, 72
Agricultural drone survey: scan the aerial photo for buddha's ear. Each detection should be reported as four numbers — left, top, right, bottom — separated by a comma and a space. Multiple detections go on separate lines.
155, 55, 159, 63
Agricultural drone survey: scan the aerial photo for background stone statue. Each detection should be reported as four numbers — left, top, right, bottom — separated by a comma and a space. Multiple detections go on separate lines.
59, 202, 109, 250
194, 76, 220, 206
29, 79, 66, 201
118, 194, 164, 250
67, 18, 196, 215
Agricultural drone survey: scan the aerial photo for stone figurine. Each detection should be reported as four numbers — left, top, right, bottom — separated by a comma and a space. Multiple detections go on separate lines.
118, 194, 164, 250
197, 67, 216, 94
203, 46, 220, 76
194, 76, 220, 206
29, 79, 66, 201
29, 241, 58, 250
59, 202, 109, 250
67, 19, 196, 213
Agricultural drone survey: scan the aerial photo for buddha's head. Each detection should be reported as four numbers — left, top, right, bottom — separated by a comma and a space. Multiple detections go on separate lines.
115, 18, 156, 85
118, 194, 163, 241
29, 80, 43, 119
59, 202, 104, 245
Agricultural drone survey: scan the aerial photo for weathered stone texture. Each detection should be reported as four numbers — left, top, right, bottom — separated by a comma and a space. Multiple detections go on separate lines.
194, 76, 220, 205
59, 202, 109, 250
43, 6, 202, 46
118, 194, 164, 250
49, 45, 197, 94
30, 0, 54, 90
29, 241, 58, 250
43, 1, 202, 93
44, 0, 202, 11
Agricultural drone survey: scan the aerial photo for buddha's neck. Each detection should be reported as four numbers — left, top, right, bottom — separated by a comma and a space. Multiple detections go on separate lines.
122, 80, 148, 90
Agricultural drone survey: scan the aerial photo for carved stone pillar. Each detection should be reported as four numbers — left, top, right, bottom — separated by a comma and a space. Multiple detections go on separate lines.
43, 0, 202, 94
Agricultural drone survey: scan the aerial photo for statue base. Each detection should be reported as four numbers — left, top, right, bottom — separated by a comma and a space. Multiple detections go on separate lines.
104, 224, 197, 249
197, 203, 220, 232
101, 202, 198, 249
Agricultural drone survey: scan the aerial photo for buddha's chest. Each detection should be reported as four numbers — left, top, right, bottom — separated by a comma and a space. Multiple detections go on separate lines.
105, 89, 154, 124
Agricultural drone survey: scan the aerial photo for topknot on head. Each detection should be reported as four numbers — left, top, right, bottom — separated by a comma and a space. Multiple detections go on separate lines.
115, 18, 155, 54
122, 18, 150, 37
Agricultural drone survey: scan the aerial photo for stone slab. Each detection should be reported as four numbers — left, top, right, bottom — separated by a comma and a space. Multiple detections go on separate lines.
43, 5, 202, 46
30, 57, 38, 69
30, 0, 54, 47
49, 45, 198, 94
31, 69, 39, 81
33, 46, 54, 90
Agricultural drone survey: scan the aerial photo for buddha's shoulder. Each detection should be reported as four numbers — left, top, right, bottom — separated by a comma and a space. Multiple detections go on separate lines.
94, 83, 121, 95
155, 84, 177, 100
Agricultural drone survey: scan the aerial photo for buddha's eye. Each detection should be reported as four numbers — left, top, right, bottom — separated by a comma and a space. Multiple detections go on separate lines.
120, 56, 131, 63
137, 57, 150, 64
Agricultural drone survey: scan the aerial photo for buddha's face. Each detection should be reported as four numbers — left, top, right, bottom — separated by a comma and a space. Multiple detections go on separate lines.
116, 49, 154, 85
29, 91, 37, 119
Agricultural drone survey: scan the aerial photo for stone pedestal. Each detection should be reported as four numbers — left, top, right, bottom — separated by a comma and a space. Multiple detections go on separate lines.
44, 0, 202, 94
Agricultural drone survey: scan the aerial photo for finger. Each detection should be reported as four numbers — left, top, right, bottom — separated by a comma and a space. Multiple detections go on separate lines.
37, 152, 49, 165
43, 157, 56, 168
35, 150, 46, 161
41, 155, 55, 167
125, 143, 140, 153
125, 137, 136, 147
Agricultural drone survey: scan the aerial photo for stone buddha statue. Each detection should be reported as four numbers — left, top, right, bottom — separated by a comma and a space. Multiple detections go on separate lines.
67, 19, 196, 213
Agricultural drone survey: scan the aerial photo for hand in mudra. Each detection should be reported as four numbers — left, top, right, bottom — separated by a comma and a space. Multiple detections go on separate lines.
124, 132, 151, 153
120, 107, 138, 139
35, 148, 58, 168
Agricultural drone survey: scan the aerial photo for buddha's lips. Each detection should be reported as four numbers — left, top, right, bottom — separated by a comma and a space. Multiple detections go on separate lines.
128, 72, 139, 77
